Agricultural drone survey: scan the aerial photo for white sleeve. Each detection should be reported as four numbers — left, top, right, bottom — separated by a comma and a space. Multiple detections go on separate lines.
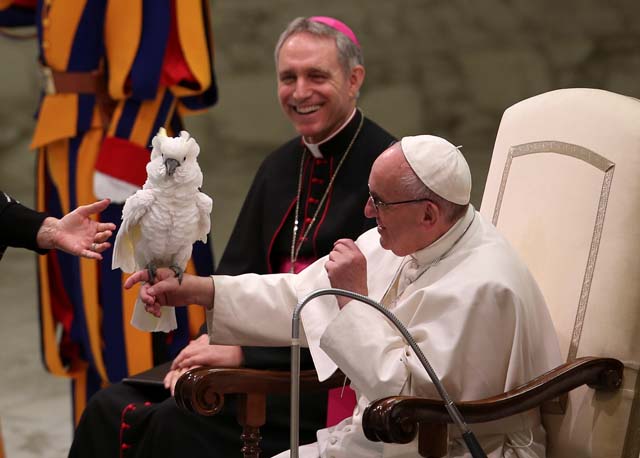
319, 300, 409, 400
208, 272, 302, 347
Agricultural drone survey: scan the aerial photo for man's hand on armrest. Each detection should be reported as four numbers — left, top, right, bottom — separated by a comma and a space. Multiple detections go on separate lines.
164, 334, 244, 395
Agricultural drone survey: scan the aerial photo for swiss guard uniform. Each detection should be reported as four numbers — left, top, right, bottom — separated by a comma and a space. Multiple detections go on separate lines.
0, 0, 217, 422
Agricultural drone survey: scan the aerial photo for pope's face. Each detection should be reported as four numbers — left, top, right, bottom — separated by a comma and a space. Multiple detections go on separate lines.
276, 32, 363, 143
365, 148, 427, 257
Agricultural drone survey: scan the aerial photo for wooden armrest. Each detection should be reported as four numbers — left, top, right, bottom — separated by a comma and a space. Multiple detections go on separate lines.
175, 367, 345, 416
175, 368, 345, 457
363, 356, 623, 445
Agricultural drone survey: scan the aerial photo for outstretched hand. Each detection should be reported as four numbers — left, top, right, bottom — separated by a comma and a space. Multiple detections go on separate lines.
125, 268, 213, 318
38, 198, 116, 260
324, 238, 368, 308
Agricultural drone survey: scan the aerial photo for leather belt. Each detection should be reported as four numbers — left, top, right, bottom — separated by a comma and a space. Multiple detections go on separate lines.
41, 66, 103, 95
40, 66, 116, 128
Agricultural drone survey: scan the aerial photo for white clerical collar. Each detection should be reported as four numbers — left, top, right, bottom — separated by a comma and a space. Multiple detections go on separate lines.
303, 108, 357, 159
410, 205, 476, 267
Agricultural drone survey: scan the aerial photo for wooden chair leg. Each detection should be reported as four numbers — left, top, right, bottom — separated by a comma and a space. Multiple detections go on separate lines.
237, 393, 267, 458
418, 422, 447, 458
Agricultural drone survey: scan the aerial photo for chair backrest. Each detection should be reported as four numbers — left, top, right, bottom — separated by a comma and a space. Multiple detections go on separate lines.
479, 88, 640, 458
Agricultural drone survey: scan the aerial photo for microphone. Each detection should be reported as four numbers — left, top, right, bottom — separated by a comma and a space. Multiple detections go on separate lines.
290, 288, 487, 458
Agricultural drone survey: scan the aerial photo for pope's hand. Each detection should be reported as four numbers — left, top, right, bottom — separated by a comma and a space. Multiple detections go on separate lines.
324, 238, 368, 308
124, 268, 213, 317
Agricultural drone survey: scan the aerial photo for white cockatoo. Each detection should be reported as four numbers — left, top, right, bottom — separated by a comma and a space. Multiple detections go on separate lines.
112, 128, 213, 332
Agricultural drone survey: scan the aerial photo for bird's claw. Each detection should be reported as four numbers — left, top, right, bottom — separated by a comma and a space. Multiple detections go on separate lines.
146, 263, 157, 285
169, 265, 184, 285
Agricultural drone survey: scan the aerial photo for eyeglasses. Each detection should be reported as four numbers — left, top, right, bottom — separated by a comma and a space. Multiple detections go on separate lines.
368, 191, 431, 211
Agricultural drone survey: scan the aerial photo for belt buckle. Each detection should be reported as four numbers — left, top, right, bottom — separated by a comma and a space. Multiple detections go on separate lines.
41, 66, 56, 95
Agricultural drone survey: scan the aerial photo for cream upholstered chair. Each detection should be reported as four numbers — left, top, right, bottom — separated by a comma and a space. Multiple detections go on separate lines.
362, 88, 639, 457
480, 88, 639, 457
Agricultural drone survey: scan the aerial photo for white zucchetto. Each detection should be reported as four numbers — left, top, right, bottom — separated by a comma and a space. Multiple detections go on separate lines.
400, 135, 472, 205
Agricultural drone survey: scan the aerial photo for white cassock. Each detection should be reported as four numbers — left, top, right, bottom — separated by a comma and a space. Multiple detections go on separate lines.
208, 206, 562, 458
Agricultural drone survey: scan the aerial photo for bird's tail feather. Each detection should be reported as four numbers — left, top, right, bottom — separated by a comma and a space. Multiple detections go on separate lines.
112, 229, 136, 273
130, 297, 177, 333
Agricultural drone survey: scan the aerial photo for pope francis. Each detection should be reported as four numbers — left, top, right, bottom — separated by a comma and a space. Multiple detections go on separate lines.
126, 135, 562, 458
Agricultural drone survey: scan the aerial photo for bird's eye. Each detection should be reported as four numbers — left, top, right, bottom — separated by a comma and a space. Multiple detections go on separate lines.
183, 156, 186, 162
161, 153, 164, 159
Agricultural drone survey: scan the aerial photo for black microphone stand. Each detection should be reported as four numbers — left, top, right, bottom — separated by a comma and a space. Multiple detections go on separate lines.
290, 288, 487, 458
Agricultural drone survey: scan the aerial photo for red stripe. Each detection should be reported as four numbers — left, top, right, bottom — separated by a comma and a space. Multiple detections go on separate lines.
267, 197, 297, 274
312, 155, 334, 257
160, 0, 196, 87
267, 149, 311, 273
94, 137, 150, 187
13, 0, 36, 7
301, 156, 315, 240
47, 251, 80, 363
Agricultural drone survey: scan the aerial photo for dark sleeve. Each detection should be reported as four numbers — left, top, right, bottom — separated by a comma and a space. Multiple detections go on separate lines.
215, 139, 299, 277
213, 155, 316, 370
0, 191, 48, 253
187, 160, 272, 341
214, 160, 271, 276
0, 2, 37, 27
242, 345, 316, 370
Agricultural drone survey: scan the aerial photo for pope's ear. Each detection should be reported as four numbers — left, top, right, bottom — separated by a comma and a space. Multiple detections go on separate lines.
423, 200, 439, 226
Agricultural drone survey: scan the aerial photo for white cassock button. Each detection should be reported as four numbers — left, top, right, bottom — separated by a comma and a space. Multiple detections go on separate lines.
329, 437, 338, 445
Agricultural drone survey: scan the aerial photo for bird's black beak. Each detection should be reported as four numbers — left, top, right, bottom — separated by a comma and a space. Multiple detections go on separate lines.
164, 158, 180, 176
